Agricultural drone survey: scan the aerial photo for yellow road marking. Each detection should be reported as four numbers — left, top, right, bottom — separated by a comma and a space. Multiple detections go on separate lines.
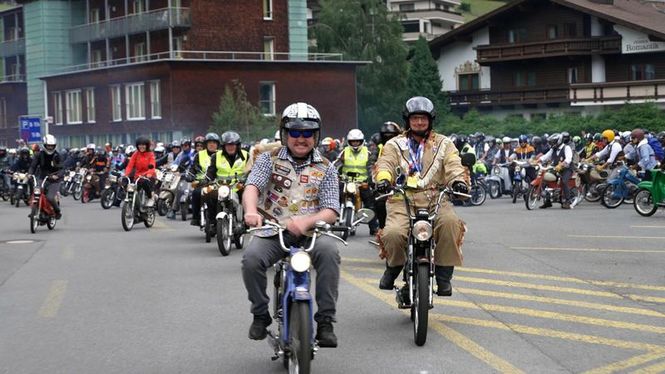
342, 257, 665, 292
340, 270, 524, 373
432, 314, 665, 352
38, 280, 68, 318
357, 277, 665, 335
629, 295, 665, 304
511, 246, 665, 254
569, 234, 665, 240
583, 352, 665, 374
632, 359, 665, 374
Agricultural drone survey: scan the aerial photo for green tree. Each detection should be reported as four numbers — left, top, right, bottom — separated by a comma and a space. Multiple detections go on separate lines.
406, 36, 449, 127
210, 80, 276, 141
313, 0, 408, 134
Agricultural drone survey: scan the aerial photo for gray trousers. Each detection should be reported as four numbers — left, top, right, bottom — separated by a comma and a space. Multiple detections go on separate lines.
241, 234, 340, 322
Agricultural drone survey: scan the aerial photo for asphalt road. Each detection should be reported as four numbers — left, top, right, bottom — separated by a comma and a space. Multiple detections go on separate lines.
1, 194, 665, 374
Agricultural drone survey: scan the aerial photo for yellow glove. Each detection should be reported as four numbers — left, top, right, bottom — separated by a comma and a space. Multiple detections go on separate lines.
375, 170, 393, 183
595, 165, 604, 171
554, 164, 563, 173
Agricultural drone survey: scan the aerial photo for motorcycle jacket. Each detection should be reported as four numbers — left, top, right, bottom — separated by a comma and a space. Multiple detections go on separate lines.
340, 146, 369, 182
11, 157, 32, 173
91, 155, 108, 172
29, 150, 63, 179
124, 151, 156, 180
513, 145, 535, 160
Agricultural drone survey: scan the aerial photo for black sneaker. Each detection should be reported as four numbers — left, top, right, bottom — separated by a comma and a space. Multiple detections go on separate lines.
248, 313, 272, 340
316, 317, 338, 348
539, 201, 552, 209
379, 265, 402, 290
55, 211, 62, 220
436, 279, 452, 297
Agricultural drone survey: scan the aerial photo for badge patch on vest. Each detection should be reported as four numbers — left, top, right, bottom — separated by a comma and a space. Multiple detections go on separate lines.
278, 196, 289, 207
274, 164, 291, 176
269, 192, 279, 202
272, 174, 292, 189
300, 175, 309, 183
311, 170, 324, 179
264, 198, 273, 210
272, 207, 283, 217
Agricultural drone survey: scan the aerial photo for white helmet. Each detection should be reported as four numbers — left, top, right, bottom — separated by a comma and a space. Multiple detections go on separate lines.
280, 102, 321, 146
154, 145, 165, 153
86, 143, 96, 150
274, 130, 281, 141
43, 134, 57, 155
502, 136, 511, 144
347, 129, 365, 151
125, 145, 136, 155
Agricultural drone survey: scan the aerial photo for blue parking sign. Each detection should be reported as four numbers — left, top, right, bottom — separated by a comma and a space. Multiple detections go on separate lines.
18, 116, 42, 144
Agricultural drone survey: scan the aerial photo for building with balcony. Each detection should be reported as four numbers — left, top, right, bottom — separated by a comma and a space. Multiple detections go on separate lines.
0, 0, 363, 147
388, 0, 464, 42
0, 4, 25, 135
429, 0, 665, 119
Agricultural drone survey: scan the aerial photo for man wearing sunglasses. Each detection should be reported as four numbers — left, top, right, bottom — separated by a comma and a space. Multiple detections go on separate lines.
241, 102, 341, 348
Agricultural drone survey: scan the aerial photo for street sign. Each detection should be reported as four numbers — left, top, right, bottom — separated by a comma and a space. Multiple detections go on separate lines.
18, 116, 43, 144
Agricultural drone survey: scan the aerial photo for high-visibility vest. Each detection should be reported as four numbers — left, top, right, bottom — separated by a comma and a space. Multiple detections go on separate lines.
215, 150, 248, 180
341, 146, 369, 181
197, 150, 212, 181
378, 143, 384, 158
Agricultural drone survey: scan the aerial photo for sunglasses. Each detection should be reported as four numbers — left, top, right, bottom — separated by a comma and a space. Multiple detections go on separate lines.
288, 129, 315, 139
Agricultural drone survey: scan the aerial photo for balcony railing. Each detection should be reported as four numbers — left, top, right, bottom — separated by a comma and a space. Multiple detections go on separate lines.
476, 36, 622, 63
0, 74, 26, 83
570, 79, 665, 106
0, 38, 25, 58
69, 7, 191, 44
449, 86, 570, 106
56, 50, 347, 74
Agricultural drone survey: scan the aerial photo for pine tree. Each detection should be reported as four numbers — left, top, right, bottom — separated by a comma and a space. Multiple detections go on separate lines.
405, 36, 449, 127
210, 80, 275, 141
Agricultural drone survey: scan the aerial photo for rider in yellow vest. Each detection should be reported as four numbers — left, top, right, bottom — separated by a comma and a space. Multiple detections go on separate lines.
189, 132, 220, 226
336, 129, 379, 234
204, 131, 249, 229
369, 121, 402, 229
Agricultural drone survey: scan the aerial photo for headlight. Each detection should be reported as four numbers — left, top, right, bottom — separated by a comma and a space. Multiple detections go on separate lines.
492, 166, 501, 175
34, 188, 41, 195
109, 175, 118, 183
127, 184, 136, 192
290, 251, 311, 272
514, 165, 521, 173
218, 185, 231, 200
346, 182, 357, 194
412, 221, 433, 241
69, 171, 76, 177
170, 164, 179, 172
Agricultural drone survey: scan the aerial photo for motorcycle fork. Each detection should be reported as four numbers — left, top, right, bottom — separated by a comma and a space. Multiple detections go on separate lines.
281, 264, 314, 346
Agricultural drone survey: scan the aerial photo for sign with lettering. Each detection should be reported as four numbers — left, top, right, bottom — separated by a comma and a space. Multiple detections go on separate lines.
615, 25, 665, 54
18, 116, 42, 144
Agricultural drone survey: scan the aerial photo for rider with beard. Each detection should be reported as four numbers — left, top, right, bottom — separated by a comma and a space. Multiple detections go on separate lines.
242, 102, 341, 347
188, 133, 220, 226
374, 96, 469, 298
536, 133, 574, 209
201, 131, 248, 230
28, 135, 63, 219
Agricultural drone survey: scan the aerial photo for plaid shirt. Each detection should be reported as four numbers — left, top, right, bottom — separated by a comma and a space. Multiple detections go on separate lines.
247, 146, 340, 214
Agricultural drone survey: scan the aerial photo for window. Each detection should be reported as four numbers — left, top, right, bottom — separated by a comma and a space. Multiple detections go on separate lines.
514, 71, 536, 87
91, 49, 103, 68
508, 28, 527, 43
568, 67, 579, 84
131, 0, 146, 14
0, 98, 6, 129
150, 81, 161, 119
66, 90, 82, 124
259, 82, 276, 116
402, 21, 420, 33
263, 37, 274, 60
125, 82, 145, 120
54, 92, 63, 125
134, 42, 146, 62
263, 0, 272, 19
458, 74, 479, 91
89, 8, 100, 23
631, 64, 656, 80
173, 36, 184, 57
399, 3, 415, 11
111, 85, 122, 121
86, 88, 96, 123
547, 25, 558, 40
563, 23, 577, 37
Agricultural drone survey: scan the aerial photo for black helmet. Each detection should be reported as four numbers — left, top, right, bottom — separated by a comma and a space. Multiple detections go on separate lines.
370, 132, 381, 145
402, 96, 436, 129
584, 133, 593, 142
194, 135, 205, 146
380, 121, 401, 143
205, 132, 220, 144
135, 136, 151, 148
19, 147, 30, 156
531, 136, 541, 145
221, 131, 241, 145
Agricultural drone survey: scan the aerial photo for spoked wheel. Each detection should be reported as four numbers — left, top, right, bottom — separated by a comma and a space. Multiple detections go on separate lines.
143, 208, 155, 228
341, 207, 353, 241
469, 184, 486, 206
584, 183, 602, 202
157, 199, 168, 216
72, 185, 82, 201
216, 217, 232, 256
100, 189, 115, 209
180, 201, 188, 221
488, 180, 501, 199
29, 205, 39, 234
234, 232, 245, 249
47, 216, 56, 230
288, 301, 312, 374
59, 183, 68, 196
601, 185, 623, 209
571, 186, 584, 207
413, 263, 430, 347
121, 203, 134, 231
634, 189, 658, 217
525, 185, 540, 210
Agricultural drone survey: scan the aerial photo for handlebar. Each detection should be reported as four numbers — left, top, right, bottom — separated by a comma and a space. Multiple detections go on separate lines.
246, 220, 347, 252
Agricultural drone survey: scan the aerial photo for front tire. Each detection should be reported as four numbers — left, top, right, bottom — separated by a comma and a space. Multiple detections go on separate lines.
180, 201, 188, 221
288, 301, 312, 374
512, 182, 521, 204
29, 205, 38, 233
584, 182, 602, 202
525, 185, 540, 210
72, 185, 82, 201
157, 198, 168, 216
100, 189, 114, 209
47, 216, 56, 230
634, 189, 658, 217
121, 203, 134, 231
488, 180, 501, 199
470, 184, 486, 206
216, 217, 232, 256
601, 184, 623, 209
341, 207, 353, 240
143, 208, 155, 228
413, 263, 429, 347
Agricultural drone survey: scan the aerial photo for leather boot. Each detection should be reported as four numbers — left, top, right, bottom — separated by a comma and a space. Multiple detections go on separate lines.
379, 265, 402, 290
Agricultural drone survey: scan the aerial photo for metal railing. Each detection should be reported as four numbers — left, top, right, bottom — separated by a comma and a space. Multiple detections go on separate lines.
449, 86, 570, 106
57, 50, 346, 73
570, 79, 665, 105
69, 7, 191, 44
0, 74, 25, 83
476, 36, 622, 62
0, 37, 24, 58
